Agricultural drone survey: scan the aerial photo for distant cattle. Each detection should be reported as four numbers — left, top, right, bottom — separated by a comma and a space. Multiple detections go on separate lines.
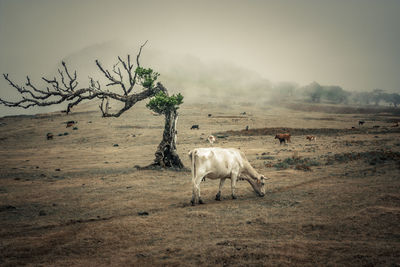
46, 133, 53, 140
359, 120, 365, 126
208, 114, 212, 117
240, 112, 246, 115
191, 125, 199, 130
306, 135, 316, 141
66, 120, 76, 128
188, 147, 267, 205
275, 133, 291, 144
207, 135, 216, 145
392, 122, 399, 127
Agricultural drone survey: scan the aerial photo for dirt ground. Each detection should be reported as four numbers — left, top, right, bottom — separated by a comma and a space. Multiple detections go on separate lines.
0, 101, 399, 266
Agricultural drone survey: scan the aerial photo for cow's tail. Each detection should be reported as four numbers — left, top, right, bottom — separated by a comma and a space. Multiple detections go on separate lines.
188, 149, 197, 181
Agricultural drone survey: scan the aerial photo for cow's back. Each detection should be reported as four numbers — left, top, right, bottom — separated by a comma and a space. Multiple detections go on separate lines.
191, 147, 244, 179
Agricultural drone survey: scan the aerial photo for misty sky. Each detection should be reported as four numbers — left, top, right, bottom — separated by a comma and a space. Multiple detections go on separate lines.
1, 0, 400, 115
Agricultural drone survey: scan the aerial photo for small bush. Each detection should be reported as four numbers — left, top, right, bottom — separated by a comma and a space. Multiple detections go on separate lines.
273, 157, 321, 170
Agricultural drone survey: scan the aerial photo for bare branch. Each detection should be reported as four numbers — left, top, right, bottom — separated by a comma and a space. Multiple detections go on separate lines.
61, 61, 77, 90
128, 40, 148, 94
1, 41, 163, 116
57, 69, 69, 91
95, 59, 127, 94
136, 40, 148, 68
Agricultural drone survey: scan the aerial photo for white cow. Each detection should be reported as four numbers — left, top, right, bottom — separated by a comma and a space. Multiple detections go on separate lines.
207, 135, 216, 145
188, 147, 267, 205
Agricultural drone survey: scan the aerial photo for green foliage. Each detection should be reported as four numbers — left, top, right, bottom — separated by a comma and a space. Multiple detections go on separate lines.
146, 92, 184, 114
135, 67, 160, 88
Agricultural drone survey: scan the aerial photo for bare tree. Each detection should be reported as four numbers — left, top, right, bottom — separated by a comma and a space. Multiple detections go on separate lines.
0, 41, 184, 169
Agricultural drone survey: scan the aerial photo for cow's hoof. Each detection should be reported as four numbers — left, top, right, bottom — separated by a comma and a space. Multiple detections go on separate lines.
199, 199, 205, 204
232, 195, 237, 200
191, 200, 195, 206
215, 193, 221, 201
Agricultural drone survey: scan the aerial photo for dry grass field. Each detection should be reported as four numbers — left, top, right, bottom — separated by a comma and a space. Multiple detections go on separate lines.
1, 101, 400, 266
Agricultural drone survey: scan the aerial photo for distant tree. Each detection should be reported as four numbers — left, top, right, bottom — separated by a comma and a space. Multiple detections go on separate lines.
351, 91, 372, 105
323, 86, 349, 104
275, 82, 297, 97
382, 92, 400, 108
371, 89, 385, 106
0, 41, 185, 169
304, 82, 323, 103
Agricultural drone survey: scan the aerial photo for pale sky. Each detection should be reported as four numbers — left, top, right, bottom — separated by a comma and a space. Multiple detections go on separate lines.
1, 0, 400, 115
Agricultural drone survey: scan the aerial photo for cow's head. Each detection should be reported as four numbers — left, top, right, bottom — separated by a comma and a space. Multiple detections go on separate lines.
247, 175, 268, 197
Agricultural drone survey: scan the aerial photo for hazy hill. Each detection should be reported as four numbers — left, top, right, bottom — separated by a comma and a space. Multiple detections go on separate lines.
59, 41, 274, 103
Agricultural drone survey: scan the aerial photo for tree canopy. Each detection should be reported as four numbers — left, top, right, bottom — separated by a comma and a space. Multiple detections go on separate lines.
146, 92, 184, 115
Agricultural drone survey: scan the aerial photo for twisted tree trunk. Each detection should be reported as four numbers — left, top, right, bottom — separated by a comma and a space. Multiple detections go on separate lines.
150, 109, 184, 168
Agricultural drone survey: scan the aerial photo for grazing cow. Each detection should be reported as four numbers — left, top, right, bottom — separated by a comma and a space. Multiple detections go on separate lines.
188, 147, 267, 205
191, 124, 199, 130
46, 133, 53, 140
359, 120, 365, 126
66, 120, 76, 128
306, 135, 316, 141
275, 133, 291, 144
207, 135, 216, 145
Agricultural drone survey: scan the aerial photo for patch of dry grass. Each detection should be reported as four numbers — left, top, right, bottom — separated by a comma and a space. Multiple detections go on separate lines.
1, 103, 400, 266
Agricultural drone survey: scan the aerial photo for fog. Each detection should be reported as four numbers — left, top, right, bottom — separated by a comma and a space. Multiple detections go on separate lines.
1, 0, 400, 116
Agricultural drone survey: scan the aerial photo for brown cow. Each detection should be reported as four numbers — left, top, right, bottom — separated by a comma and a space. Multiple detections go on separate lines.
66, 120, 76, 128
275, 133, 291, 144
306, 135, 316, 141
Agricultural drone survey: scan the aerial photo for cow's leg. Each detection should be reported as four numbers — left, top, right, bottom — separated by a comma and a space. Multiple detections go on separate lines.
196, 180, 204, 204
193, 176, 205, 205
191, 175, 201, 205
215, 178, 226, 201
191, 181, 197, 205
231, 173, 239, 199
191, 183, 202, 205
